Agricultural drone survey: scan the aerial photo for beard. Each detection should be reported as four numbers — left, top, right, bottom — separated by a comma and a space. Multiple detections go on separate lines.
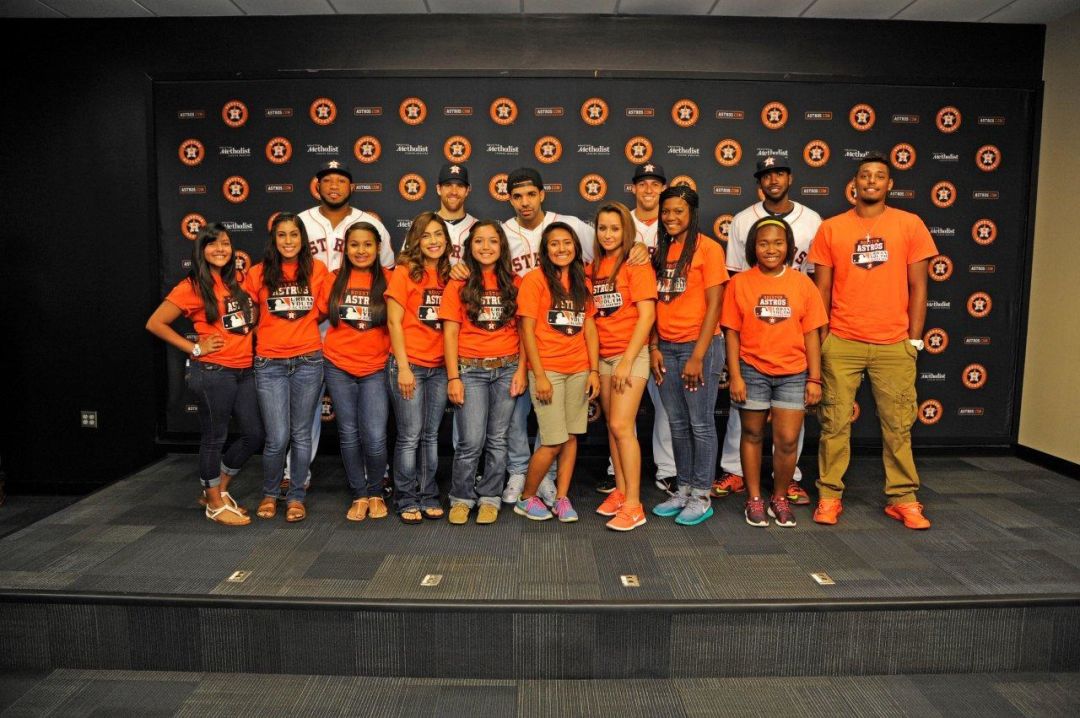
320, 189, 352, 210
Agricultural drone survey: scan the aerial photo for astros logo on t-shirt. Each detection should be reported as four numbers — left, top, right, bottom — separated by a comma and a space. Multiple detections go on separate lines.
419, 288, 443, 330
222, 297, 254, 335
339, 288, 375, 331
753, 294, 792, 325
267, 282, 314, 320
477, 290, 509, 331
852, 236, 889, 270
657, 262, 687, 303
548, 299, 584, 336
592, 280, 624, 317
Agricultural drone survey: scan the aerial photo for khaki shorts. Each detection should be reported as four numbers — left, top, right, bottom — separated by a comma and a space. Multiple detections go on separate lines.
599, 347, 650, 380
529, 370, 589, 445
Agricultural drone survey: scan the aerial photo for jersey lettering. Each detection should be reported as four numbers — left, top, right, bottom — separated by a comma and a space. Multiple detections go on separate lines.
419, 288, 443, 330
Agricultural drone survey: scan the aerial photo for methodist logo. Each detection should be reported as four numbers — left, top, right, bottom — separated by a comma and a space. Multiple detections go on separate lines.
181, 213, 207, 240
353, 136, 382, 164
399, 97, 427, 126
714, 139, 742, 167
490, 97, 518, 126
179, 139, 205, 167
936, 106, 962, 133
803, 140, 830, 168
849, 103, 876, 131
671, 99, 700, 128
265, 137, 292, 165
760, 101, 788, 130
580, 97, 609, 126
222, 100, 248, 128
310, 98, 337, 126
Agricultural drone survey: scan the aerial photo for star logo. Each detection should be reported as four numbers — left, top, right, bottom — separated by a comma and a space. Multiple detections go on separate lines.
890, 143, 917, 171
624, 136, 653, 163
967, 291, 992, 318
353, 135, 382, 164
962, 363, 988, 389
931, 181, 957, 208
643, 163, 655, 173
671, 99, 700, 127
849, 103, 876, 131
972, 219, 997, 246
222, 176, 249, 204
442, 135, 472, 163
265, 137, 292, 165
929, 255, 953, 281
398, 173, 427, 201
760, 101, 788, 130
178, 139, 205, 167
976, 145, 1001, 171
228, 108, 241, 121
181, 213, 207, 241
936, 106, 962, 133
713, 214, 734, 242
714, 139, 742, 167
918, 399, 943, 425
488, 173, 510, 201
924, 328, 948, 355
399, 97, 427, 126
309, 98, 337, 126
221, 100, 248, 128
579, 173, 608, 202
534, 135, 563, 164
450, 165, 461, 174
580, 97, 609, 126
803, 140, 831, 168
490, 97, 518, 126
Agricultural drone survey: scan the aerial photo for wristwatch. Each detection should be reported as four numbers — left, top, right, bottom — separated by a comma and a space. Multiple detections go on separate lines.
909, 339, 924, 351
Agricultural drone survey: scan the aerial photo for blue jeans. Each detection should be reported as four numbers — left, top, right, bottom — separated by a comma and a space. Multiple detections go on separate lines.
187, 362, 264, 489
254, 351, 325, 504
450, 364, 518, 508
657, 335, 724, 492
387, 357, 448, 512
324, 360, 389, 499
507, 392, 532, 476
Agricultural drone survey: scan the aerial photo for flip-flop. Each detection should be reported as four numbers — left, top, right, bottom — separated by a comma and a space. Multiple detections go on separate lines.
422, 507, 445, 520
285, 502, 306, 523
347, 498, 369, 522
400, 509, 423, 525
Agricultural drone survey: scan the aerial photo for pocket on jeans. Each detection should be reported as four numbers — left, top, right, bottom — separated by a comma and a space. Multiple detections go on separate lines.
254, 356, 269, 369
302, 352, 324, 365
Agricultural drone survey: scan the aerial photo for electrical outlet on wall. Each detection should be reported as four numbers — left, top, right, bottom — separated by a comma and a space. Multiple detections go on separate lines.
80, 410, 98, 429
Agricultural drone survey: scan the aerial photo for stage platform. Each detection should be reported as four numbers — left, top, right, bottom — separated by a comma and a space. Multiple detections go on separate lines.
2, 454, 1079, 682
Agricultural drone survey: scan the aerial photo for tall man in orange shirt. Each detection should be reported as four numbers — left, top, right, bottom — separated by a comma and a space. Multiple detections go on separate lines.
808, 153, 937, 530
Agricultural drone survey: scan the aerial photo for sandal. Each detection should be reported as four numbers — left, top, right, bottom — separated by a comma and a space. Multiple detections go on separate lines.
198, 491, 209, 508
256, 497, 277, 519
422, 507, 445, 520
347, 498, 370, 522
206, 502, 250, 526
400, 509, 423, 525
368, 497, 388, 519
285, 502, 306, 523
220, 492, 249, 517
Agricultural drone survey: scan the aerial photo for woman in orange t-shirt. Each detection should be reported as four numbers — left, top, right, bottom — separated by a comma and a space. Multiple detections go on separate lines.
146, 223, 262, 526
589, 202, 657, 532
245, 213, 330, 523
440, 221, 527, 524
386, 212, 451, 524
513, 222, 600, 523
318, 222, 392, 522
649, 186, 729, 526
722, 217, 827, 529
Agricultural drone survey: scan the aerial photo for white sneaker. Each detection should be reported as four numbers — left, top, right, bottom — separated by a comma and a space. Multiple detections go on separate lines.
502, 473, 526, 504
537, 476, 558, 507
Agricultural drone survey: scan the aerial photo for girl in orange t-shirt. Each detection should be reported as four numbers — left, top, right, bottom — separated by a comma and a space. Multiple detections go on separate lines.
721, 217, 827, 529
589, 202, 657, 532
245, 213, 330, 523
440, 221, 527, 524
318, 221, 392, 522
146, 223, 262, 526
386, 212, 452, 524
649, 186, 728, 526
514, 222, 600, 523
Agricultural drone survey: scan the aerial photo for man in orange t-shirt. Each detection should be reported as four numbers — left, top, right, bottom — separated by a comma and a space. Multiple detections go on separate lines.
808, 153, 937, 530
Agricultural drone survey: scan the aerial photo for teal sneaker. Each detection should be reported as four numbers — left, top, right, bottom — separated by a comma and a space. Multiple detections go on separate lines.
675, 492, 714, 526
653, 486, 690, 517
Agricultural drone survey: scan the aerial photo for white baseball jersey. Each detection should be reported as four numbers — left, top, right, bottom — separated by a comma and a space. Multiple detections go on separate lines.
298, 206, 395, 273
501, 212, 595, 278
442, 213, 479, 265
631, 210, 661, 256
726, 201, 822, 275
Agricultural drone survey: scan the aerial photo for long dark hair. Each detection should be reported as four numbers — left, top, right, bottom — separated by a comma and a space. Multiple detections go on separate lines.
189, 223, 252, 323
397, 211, 451, 286
539, 221, 589, 312
589, 201, 635, 284
328, 221, 388, 328
262, 212, 313, 293
745, 216, 796, 269
461, 220, 517, 327
653, 185, 702, 283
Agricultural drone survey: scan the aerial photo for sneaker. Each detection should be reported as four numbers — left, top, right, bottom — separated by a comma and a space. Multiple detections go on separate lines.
813, 498, 843, 525
653, 486, 690, 517
514, 496, 552, 521
537, 476, 558, 507
448, 503, 470, 525
744, 497, 769, 527
768, 496, 796, 527
476, 504, 499, 525
596, 489, 625, 517
595, 475, 617, 494
884, 502, 931, 530
786, 483, 811, 505
675, 492, 714, 526
712, 472, 745, 497
502, 473, 526, 504
654, 475, 677, 494
553, 496, 579, 523
606, 504, 647, 532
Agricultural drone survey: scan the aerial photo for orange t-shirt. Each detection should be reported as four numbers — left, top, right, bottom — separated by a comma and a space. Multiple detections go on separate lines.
590, 255, 658, 358
439, 272, 521, 359
317, 268, 391, 377
516, 268, 596, 375
808, 207, 937, 344
165, 275, 256, 369
244, 259, 329, 358
721, 266, 828, 376
385, 264, 446, 367
655, 234, 729, 342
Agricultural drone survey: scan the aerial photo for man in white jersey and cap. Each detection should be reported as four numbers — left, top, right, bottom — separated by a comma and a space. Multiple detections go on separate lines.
435, 163, 478, 265
714, 153, 822, 505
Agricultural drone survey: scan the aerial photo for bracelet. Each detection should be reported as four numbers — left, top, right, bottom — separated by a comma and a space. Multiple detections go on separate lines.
448, 377, 462, 383
806, 378, 823, 385
648, 344, 659, 351
589, 369, 599, 374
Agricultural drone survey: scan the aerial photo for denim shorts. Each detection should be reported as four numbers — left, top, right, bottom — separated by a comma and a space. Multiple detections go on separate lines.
733, 360, 807, 411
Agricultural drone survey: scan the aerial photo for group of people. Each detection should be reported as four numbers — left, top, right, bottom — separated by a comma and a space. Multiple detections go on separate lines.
147, 150, 937, 533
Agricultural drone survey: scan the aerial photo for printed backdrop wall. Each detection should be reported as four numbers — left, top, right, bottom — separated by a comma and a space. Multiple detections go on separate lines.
156, 77, 1034, 447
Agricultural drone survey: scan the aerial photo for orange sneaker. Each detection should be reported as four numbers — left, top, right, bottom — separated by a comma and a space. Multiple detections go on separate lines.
786, 483, 811, 505
712, 473, 745, 497
606, 504, 647, 532
813, 498, 843, 525
884, 502, 931, 530
596, 489, 625, 517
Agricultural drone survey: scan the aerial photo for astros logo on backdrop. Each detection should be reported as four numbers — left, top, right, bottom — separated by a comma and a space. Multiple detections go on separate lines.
972, 219, 997, 246
713, 214, 734, 243
310, 98, 337, 126
444, 135, 472, 163
266, 212, 281, 232
918, 399, 944, 426
179, 139, 205, 167
967, 292, 992, 319
490, 97, 518, 126
535, 136, 563, 164
399, 173, 426, 201
625, 136, 653, 163
928, 255, 954, 282
962, 363, 988, 390
714, 139, 742, 167
670, 175, 697, 191
976, 145, 1001, 172
354, 136, 382, 164
671, 99, 700, 128
321, 394, 335, 423
265, 137, 292, 165
222, 100, 248, 128
580, 98, 609, 126
924, 328, 949, 355
181, 213, 207, 240
309, 178, 320, 201
849, 103, 876, 131
890, 143, 916, 171
851, 401, 861, 423
234, 250, 251, 273
399, 97, 427, 126
489, 173, 509, 202
222, 176, 250, 204
579, 174, 607, 202
803, 140, 830, 168
936, 106, 962, 133
931, 181, 957, 208
845, 179, 857, 205
760, 101, 788, 130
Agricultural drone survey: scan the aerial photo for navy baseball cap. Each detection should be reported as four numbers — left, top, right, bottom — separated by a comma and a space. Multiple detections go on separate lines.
316, 160, 352, 181
632, 162, 667, 183
438, 163, 469, 186
506, 167, 543, 191
753, 154, 791, 178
